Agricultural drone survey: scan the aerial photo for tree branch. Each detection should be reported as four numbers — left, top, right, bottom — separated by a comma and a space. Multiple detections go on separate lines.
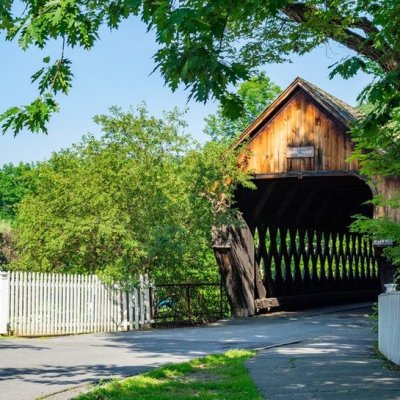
282, 3, 397, 73
354, 16, 379, 37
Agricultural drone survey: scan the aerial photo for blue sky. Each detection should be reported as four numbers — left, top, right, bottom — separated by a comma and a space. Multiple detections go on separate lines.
0, 16, 372, 165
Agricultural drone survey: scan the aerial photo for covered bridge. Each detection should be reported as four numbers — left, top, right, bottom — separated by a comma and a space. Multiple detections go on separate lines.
213, 77, 400, 317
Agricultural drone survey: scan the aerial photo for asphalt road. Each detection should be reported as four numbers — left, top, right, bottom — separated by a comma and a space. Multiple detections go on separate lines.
247, 307, 400, 399
0, 303, 375, 400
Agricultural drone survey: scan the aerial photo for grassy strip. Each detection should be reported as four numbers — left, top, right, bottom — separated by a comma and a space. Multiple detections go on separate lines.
75, 349, 262, 400
373, 341, 400, 371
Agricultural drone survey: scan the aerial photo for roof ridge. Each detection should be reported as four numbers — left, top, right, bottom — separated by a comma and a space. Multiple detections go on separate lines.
298, 78, 363, 121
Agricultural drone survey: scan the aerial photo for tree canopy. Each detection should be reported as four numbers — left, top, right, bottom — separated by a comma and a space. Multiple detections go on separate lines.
1, 1, 399, 136
11, 106, 251, 283
204, 73, 281, 142
0, 162, 32, 222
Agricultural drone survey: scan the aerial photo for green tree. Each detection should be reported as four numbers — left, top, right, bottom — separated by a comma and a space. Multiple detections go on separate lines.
204, 73, 281, 142
0, 163, 32, 221
13, 106, 250, 284
0, 227, 18, 266
0, 162, 32, 267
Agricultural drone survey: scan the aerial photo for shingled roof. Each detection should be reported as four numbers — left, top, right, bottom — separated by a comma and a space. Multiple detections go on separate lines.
236, 77, 362, 146
299, 78, 363, 122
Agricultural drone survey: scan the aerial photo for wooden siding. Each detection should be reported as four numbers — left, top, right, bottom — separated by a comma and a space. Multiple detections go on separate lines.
239, 92, 359, 174
375, 176, 400, 222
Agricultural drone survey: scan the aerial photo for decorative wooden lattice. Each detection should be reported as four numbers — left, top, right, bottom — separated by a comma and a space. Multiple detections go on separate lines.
256, 225, 379, 298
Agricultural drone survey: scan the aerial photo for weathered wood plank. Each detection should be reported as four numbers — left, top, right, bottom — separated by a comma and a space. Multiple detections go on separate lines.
212, 223, 258, 317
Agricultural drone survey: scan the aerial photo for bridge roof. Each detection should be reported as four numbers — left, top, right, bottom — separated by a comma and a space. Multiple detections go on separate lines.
236, 77, 362, 146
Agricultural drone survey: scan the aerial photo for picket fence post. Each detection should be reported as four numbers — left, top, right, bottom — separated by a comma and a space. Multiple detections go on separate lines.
0, 272, 9, 334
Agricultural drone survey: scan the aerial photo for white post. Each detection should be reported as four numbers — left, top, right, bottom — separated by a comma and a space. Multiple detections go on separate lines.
121, 292, 128, 331
0, 272, 10, 334
139, 275, 145, 327
133, 288, 139, 330
379, 292, 400, 366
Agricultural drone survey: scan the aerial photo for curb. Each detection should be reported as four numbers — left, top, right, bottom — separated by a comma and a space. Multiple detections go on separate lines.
37, 383, 95, 400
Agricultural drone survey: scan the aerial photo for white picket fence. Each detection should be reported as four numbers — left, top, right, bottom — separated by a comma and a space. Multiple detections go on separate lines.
1, 271, 152, 336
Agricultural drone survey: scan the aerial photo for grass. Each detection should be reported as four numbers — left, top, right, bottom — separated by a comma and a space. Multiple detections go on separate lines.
74, 349, 262, 400
372, 341, 400, 371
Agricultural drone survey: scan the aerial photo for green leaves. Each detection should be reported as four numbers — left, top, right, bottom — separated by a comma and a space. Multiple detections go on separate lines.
32, 57, 74, 95
329, 57, 367, 79
149, 1, 255, 112
219, 93, 244, 120
0, 163, 33, 222
11, 0, 101, 50
0, 54, 73, 135
204, 72, 281, 142
329, 56, 384, 80
0, 95, 59, 135
1, 0, 114, 135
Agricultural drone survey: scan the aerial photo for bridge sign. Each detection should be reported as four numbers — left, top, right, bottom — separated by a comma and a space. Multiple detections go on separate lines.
287, 146, 314, 158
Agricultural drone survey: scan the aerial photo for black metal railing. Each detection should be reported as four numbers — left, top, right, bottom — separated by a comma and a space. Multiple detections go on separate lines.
151, 281, 230, 324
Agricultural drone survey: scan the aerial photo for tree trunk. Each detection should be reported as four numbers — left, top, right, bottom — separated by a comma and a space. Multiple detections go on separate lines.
212, 224, 257, 317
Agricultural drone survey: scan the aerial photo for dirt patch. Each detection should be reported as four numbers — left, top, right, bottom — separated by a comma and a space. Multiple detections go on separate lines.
176, 370, 222, 383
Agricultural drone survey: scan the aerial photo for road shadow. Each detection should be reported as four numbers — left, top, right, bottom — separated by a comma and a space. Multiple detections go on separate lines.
0, 364, 153, 386
0, 341, 49, 351
247, 333, 400, 400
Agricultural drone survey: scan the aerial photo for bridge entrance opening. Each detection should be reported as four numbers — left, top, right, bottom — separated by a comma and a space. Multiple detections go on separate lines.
234, 174, 379, 310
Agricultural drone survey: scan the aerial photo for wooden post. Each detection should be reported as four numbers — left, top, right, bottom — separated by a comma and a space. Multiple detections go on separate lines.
212, 223, 258, 317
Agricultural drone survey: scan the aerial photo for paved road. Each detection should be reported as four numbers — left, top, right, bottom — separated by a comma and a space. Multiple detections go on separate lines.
0, 303, 389, 400
247, 307, 400, 399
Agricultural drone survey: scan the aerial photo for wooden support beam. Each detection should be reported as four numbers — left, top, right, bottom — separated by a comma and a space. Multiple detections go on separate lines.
313, 196, 332, 226
328, 198, 351, 228
252, 182, 277, 224
212, 219, 260, 317
276, 187, 298, 218
295, 190, 318, 225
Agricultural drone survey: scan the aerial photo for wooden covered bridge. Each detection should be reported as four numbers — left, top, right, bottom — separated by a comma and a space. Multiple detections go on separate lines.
213, 77, 399, 317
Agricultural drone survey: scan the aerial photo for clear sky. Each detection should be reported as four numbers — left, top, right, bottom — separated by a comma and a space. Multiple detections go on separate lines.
0, 16, 372, 165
